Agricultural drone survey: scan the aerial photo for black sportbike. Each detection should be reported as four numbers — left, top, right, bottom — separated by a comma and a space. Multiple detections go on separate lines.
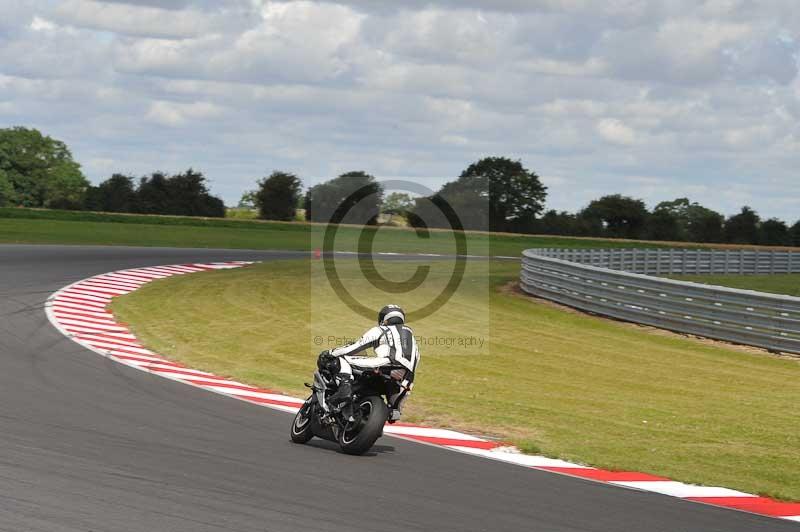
290, 356, 397, 455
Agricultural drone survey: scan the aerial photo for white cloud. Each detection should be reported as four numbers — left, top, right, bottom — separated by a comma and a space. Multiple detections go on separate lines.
145, 100, 224, 126
723, 125, 775, 148
439, 134, 469, 146
52, 0, 232, 39
29, 16, 57, 32
596, 118, 639, 146
111, 1, 364, 84
538, 99, 607, 117
371, 9, 515, 67
84, 157, 117, 174
1, 0, 799, 221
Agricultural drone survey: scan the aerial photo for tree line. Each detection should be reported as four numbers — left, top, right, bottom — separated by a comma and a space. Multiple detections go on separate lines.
1, 127, 224, 217
84, 171, 224, 217
536, 197, 800, 246
246, 159, 800, 247
2, 126, 799, 246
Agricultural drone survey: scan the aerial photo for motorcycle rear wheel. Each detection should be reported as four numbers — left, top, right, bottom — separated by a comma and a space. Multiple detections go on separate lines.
338, 396, 388, 455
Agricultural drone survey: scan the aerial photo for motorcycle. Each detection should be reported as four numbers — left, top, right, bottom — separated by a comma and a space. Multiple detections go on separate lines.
290, 356, 395, 455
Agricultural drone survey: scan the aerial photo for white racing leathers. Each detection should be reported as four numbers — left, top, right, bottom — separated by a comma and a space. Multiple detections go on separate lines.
330, 324, 420, 414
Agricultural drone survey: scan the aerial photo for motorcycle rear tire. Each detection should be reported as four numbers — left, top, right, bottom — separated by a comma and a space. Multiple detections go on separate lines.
338, 396, 388, 455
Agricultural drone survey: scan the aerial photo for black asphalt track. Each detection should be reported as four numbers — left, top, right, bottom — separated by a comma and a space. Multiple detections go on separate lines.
0, 244, 795, 531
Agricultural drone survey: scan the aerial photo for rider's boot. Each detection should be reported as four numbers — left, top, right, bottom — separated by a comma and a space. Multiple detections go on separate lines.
388, 388, 409, 424
328, 375, 354, 419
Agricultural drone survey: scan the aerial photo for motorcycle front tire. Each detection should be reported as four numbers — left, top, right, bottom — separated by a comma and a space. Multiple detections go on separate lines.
290, 401, 314, 444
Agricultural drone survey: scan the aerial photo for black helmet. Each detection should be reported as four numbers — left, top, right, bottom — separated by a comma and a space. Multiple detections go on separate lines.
378, 304, 405, 325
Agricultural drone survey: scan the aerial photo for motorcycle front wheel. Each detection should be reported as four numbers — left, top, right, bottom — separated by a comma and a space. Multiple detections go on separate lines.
290, 401, 314, 444
338, 395, 388, 455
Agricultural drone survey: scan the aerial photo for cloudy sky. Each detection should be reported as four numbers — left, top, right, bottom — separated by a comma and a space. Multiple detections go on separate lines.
2, 0, 800, 221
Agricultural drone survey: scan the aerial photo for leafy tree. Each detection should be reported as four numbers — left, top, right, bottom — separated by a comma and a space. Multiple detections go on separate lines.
380, 192, 415, 226
655, 198, 725, 243
646, 209, 682, 241
457, 157, 547, 232
136, 172, 171, 215
536, 210, 559, 235
0, 169, 13, 207
579, 194, 649, 239
653, 198, 691, 240
255, 171, 302, 221
409, 157, 545, 233
238, 190, 257, 209
0, 127, 88, 207
537, 210, 571, 235
382, 192, 415, 214
790, 221, 800, 247
136, 169, 224, 217
84, 174, 137, 213
536, 210, 594, 236
305, 171, 382, 225
724, 206, 761, 244
164, 169, 224, 217
686, 205, 724, 243
202, 195, 226, 218
409, 186, 488, 231
760, 218, 790, 246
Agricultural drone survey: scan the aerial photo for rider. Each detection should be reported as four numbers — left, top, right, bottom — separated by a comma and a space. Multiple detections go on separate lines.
320, 305, 420, 423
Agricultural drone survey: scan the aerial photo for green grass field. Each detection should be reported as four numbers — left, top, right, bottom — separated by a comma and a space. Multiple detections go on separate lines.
0, 207, 668, 256
674, 274, 800, 297
225, 207, 259, 219
112, 258, 800, 501
226, 207, 306, 221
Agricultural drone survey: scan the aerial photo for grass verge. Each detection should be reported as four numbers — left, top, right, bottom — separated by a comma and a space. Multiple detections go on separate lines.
112, 258, 800, 501
0, 207, 668, 255
673, 273, 800, 297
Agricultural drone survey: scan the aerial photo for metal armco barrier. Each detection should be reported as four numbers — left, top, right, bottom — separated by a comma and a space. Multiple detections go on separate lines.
520, 248, 800, 354
528, 248, 800, 275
